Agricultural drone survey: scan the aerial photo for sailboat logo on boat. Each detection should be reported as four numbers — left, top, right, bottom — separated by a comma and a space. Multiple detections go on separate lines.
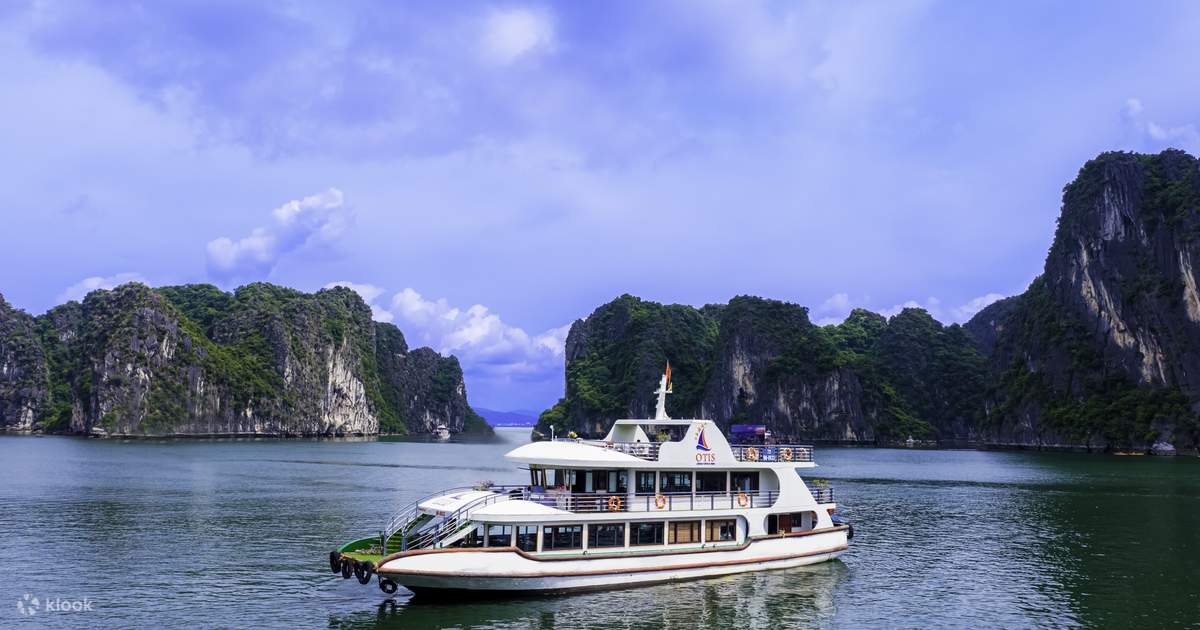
695, 427, 716, 463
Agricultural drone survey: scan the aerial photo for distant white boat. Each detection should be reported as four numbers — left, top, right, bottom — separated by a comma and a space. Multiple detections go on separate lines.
435, 424, 451, 441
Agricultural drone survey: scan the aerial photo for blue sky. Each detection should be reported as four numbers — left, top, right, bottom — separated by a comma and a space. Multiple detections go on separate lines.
1, 1, 1198, 411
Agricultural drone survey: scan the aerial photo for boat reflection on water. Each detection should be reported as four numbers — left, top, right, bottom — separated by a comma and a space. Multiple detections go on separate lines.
330, 560, 850, 629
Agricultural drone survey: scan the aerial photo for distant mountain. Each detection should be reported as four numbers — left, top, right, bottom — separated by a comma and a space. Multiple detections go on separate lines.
0, 282, 492, 437
475, 407, 538, 427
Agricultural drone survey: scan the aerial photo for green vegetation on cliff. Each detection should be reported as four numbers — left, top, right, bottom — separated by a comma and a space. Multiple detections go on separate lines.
977, 150, 1200, 451
0, 282, 485, 437
538, 294, 719, 436
538, 294, 988, 443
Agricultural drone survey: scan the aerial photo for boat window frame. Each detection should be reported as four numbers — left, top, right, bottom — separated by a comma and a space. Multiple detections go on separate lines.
635, 471, 656, 495
485, 523, 513, 548
629, 521, 665, 546
696, 471, 728, 493
586, 523, 625, 548
516, 525, 538, 551
542, 524, 584, 551
668, 520, 701, 544
659, 471, 693, 494
705, 518, 737, 542
731, 471, 760, 492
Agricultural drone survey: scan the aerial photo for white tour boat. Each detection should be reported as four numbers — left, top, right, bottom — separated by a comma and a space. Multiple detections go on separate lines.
435, 424, 451, 441
329, 368, 853, 596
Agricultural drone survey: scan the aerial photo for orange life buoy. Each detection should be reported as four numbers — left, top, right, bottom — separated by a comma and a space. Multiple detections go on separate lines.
737, 492, 750, 508
746, 447, 759, 461
654, 494, 667, 509
607, 495, 622, 512
781, 447, 793, 461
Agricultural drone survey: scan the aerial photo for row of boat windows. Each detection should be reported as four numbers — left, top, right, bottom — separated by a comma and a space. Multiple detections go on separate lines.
466, 519, 739, 552
530, 469, 761, 494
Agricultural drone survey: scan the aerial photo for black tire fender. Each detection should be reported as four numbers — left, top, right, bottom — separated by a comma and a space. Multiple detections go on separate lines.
340, 557, 353, 579
355, 561, 373, 584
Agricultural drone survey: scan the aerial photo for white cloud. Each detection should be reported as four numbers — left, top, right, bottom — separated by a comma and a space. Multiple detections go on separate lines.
324, 281, 393, 323
814, 292, 857, 325
206, 188, 349, 282
481, 7, 556, 64
950, 292, 1006, 321
1122, 98, 1200, 151
57, 272, 147, 303
386, 287, 567, 380
816, 291, 1007, 325
819, 292, 852, 314
880, 298, 934, 319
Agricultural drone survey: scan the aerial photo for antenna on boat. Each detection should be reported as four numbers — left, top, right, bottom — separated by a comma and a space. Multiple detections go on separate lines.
654, 362, 672, 420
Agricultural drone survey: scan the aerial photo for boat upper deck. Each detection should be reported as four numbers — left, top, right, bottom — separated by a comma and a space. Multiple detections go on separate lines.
507, 417, 816, 469
559, 438, 814, 464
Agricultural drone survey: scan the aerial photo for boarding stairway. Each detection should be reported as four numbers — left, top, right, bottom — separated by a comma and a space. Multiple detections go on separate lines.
380, 486, 519, 555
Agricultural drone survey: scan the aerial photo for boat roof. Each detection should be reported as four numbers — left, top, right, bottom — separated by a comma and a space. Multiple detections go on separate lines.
505, 441, 644, 467
418, 490, 494, 514
472, 499, 566, 517
611, 418, 701, 426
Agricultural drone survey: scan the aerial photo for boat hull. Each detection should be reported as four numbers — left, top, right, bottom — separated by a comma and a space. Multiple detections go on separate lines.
377, 529, 848, 594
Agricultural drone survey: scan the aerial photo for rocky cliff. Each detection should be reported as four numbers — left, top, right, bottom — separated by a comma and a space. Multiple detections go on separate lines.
539, 149, 1200, 453
0, 282, 490, 437
972, 149, 1200, 452
536, 295, 986, 444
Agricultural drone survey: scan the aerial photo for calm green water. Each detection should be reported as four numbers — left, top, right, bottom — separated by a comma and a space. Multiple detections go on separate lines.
1, 428, 1197, 629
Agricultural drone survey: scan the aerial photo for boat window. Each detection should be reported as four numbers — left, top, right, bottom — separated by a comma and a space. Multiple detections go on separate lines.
668, 520, 701, 544
706, 519, 737, 542
635, 471, 656, 495
486, 524, 512, 547
543, 525, 583, 550
588, 523, 625, 548
629, 521, 664, 546
696, 471, 727, 493
551, 469, 573, 489
516, 525, 538, 551
660, 471, 692, 494
610, 470, 628, 494
731, 471, 759, 492
572, 471, 587, 493
640, 424, 688, 442
786, 512, 818, 532
584, 469, 629, 494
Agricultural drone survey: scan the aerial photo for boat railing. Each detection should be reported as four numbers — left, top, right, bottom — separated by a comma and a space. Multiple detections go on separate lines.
730, 444, 814, 463
810, 486, 835, 504
380, 485, 477, 551
397, 487, 524, 551
556, 438, 662, 461
524, 489, 780, 512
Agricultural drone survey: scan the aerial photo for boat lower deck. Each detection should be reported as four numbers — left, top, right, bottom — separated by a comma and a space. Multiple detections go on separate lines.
374, 527, 849, 593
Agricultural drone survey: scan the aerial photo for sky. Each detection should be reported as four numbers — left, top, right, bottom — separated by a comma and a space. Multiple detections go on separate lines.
1, 1, 1198, 411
